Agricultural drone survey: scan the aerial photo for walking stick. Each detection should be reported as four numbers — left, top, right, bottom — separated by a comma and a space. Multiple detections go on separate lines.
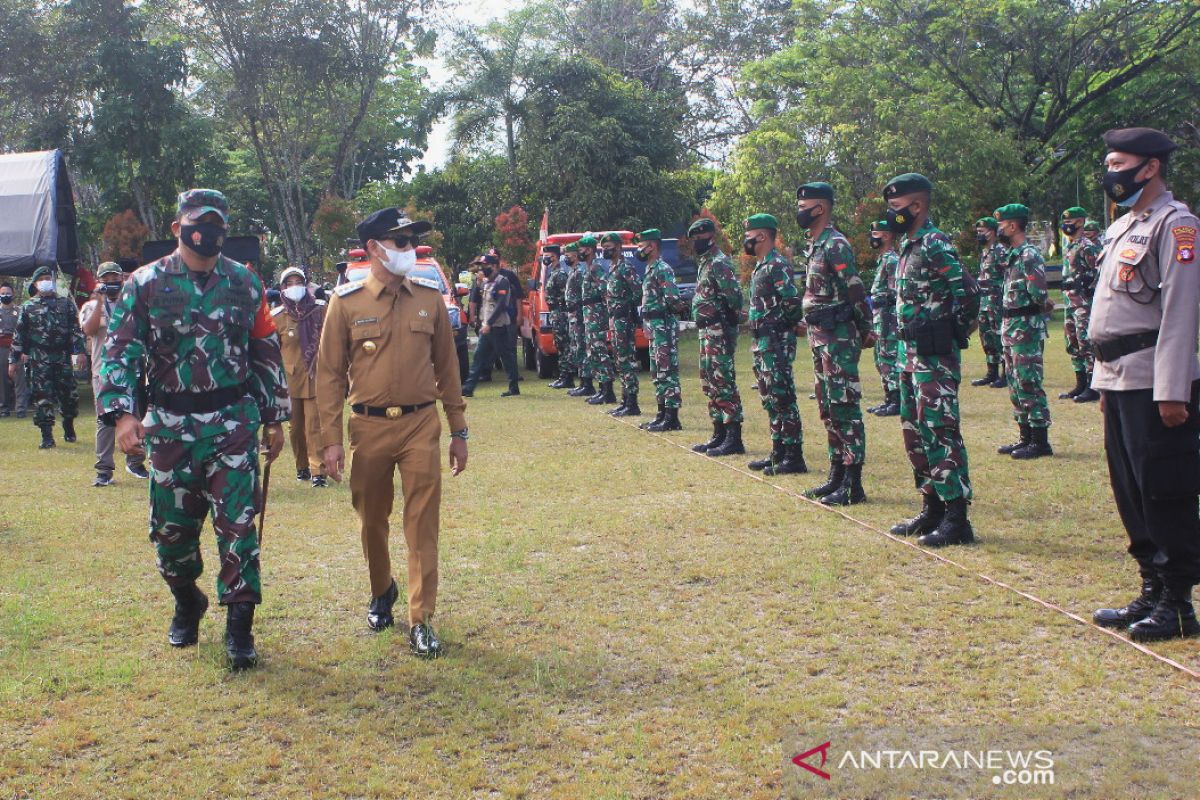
258, 460, 272, 545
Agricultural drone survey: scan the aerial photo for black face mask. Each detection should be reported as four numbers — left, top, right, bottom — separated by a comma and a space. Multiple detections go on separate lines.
1102, 159, 1151, 205
634, 247, 651, 263
103, 283, 121, 299
180, 222, 226, 258
742, 236, 759, 256
691, 237, 714, 256
884, 204, 917, 235
601, 247, 618, 260
1060, 222, 1078, 235
868, 236, 883, 250
0, 295, 11, 304
482, 266, 495, 278
975, 232, 989, 245
794, 206, 820, 229
579, 249, 593, 261
541, 256, 553, 267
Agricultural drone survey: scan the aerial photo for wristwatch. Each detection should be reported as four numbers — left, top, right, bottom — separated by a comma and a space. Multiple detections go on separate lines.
101, 408, 127, 426
449, 428, 469, 441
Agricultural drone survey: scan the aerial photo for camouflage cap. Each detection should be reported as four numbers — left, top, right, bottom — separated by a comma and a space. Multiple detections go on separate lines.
96, 261, 123, 278
975, 217, 999, 230
30, 265, 53, 281
883, 173, 933, 200
599, 232, 623, 245
577, 235, 598, 248
796, 182, 834, 201
177, 189, 229, 223
1061, 206, 1088, 220
1083, 219, 1102, 232
635, 229, 663, 243
687, 218, 716, 237
744, 214, 778, 232
994, 203, 1030, 221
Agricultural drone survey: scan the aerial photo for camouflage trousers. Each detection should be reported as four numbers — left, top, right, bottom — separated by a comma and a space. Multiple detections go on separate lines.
1003, 334, 1050, 428
646, 319, 681, 409
978, 296, 1003, 366
899, 354, 972, 502
872, 310, 900, 395
148, 425, 263, 604
751, 330, 802, 446
698, 324, 742, 424
583, 306, 614, 381
568, 312, 590, 378
811, 328, 865, 465
551, 310, 571, 374
610, 315, 640, 396
29, 355, 78, 427
1063, 295, 1093, 373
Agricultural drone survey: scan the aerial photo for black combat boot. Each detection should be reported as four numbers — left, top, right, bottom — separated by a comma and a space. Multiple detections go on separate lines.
1059, 370, 1087, 399
62, 417, 76, 443
167, 583, 209, 647
692, 420, 726, 453
997, 424, 1031, 454
1074, 372, 1099, 403
615, 392, 640, 417
706, 421, 745, 456
890, 492, 945, 536
549, 372, 567, 389
1093, 575, 1161, 629
639, 400, 665, 430
38, 423, 55, 449
609, 392, 628, 416
1128, 584, 1200, 642
224, 602, 259, 670
601, 381, 617, 404
916, 497, 974, 547
874, 390, 900, 417
650, 407, 681, 432
990, 364, 1007, 388
586, 381, 607, 404
764, 443, 808, 475
805, 459, 846, 499
555, 373, 576, 390
501, 382, 520, 397
822, 463, 866, 506
568, 377, 594, 397
1011, 426, 1052, 459
971, 363, 999, 387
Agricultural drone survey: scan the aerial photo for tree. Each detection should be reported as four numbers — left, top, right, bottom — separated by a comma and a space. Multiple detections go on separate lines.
493, 205, 534, 275
99, 210, 149, 262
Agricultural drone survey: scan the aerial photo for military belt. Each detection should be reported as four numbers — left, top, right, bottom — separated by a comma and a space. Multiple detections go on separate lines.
640, 309, 671, 321
351, 401, 435, 419
151, 383, 248, 414
749, 320, 791, 334
1092, 331, 1159, 363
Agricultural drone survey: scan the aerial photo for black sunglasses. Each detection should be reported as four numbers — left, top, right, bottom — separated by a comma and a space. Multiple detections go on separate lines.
382, 234, 418, 248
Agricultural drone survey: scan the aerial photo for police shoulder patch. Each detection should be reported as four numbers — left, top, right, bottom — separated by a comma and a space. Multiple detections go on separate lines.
335, 280, 365, 297
408, 275, 441, 291
1172, 226, 1196, 265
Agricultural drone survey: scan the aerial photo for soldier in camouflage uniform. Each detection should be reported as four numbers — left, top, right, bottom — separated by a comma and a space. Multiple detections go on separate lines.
971, 217, 1008, 388
883, 173, 979, 547
8, 266, 85, 448
0, 281, 32, 417
744, 213, 807, 475
578, 235, 617, 405
543, 245, 574, 389
793, 183, 873, 505
565, 244, 594, 397
1058, 206, 1101, 403
636, 229, 683, 431
688, 217, 745, 456
866, 220, 901, 417
603, 232, 642, 417
1083, 218, 1102, 244
994, 203, 1053, 459
99, 190, 289, 670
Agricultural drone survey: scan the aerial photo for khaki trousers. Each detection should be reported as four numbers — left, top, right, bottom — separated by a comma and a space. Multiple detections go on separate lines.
348, 405, 442, 624
289, 395, 324, 473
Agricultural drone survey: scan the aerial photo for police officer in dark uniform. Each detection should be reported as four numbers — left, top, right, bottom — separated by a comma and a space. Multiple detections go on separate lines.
1089, 128, 1200, 642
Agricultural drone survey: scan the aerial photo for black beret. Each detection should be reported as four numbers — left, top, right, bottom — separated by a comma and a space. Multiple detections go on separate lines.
543, 244, 561, 253
1102, 127, 1178, 159
356, 208, 433, 244
796, 181, 834, 201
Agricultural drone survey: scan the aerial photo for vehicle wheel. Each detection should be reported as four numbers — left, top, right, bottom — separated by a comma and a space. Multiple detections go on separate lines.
637, 347, 651, 372
523, 338, 536, 370
535, 348, 557, 379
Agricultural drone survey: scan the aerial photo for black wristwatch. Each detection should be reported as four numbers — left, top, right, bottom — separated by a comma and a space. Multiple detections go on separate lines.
449, 428, 469, 441
101, 408, 128, 426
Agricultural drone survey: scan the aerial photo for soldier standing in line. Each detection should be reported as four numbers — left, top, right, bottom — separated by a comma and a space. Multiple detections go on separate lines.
578, 235, 617, 405
1088, 127, 1200, 641
8, 266, 85, 448
971, 217, 1008, 389
1058, 206, 1102, 403
688, 217, 745, 455
883, 174, 979, 547
100, 189, 288, 670
274, 265, 329, 487
0, 281, 31, 418
993, 204, 1054, 460
543, 245, 574, 389
793, 183, 873, 505
636, 229, 684, 432
866, 221, 901, 417
744, 213, 807, 476
565, 243, 594, 398
603, 232, 642, 417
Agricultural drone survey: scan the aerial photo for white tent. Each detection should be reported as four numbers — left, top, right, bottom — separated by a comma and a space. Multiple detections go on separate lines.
0, 149, 79, 276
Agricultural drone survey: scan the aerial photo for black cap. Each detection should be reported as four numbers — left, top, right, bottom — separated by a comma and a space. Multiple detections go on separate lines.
1102, 127, 1178, 159
356, 208, 433, 244
543, 244, 561, 253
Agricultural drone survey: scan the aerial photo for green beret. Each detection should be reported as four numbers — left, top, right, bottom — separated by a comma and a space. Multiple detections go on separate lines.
869, 220, 889, 233
177, 188, 229, 222
96, 261, 122, 278
577, 235, 598, 248
1084, 219, 1101, 232
1102, 127, 1178, 159
744, 213, 778, 232
883, 173, 933, 200
796, 182, 834, 201
1061, 206, 1087, 220
599, 232, 623, 245
635, 228, 662, 243
974, 217, 999, 231
994, 203, 1030, 221
564, 242, 579, 252
30, 265, 53, 281
687, 218, 715, 237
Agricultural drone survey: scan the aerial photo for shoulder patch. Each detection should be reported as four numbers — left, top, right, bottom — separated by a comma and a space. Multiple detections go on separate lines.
335, 280, 365, 297
269, 305, 286, 316
408, 275, 441, 291
1173, 226, 1197, 264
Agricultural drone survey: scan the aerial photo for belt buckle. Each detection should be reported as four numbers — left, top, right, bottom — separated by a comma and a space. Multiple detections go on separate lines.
385, 406, 402, 419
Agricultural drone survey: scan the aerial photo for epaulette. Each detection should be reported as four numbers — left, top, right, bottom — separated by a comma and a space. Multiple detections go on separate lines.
270, 305, 286, 316
408, 275, 440, 291
335, 280, 365, 297
315, 298, 327, 306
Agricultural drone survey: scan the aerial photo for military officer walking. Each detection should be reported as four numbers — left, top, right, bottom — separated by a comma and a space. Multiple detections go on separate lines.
1058, 206, 1102, 403
8, 266, 85, 448
100, 189, 289, 670
688, 218, 744, 455
0, 282, 31, 417
579, 235, 617, 405
971, 217, 1007, 388
317, 208, 468, 658
1088, 127, 1200, 642
744, 214, 806, 475
636, 229, 683, 432
274, 265, 329, 486
884, 174, 979, 547
866, 221, 901, 417
603, 232, 642, 416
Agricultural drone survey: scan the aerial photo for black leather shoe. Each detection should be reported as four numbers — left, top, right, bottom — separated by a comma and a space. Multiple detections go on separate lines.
1059, 370, 1087, 399
890, 492, 945, 536
1094, 577, 1160, 628
874, 391, 900, 417
917, 498, 974, 547
311, 475, 328, 488
568, 378, 594, 397
1128, 585, 1200, 642
409, 622, 443, 658
805, 459, 845, 499
822, 464, 867, 505
649, 407, 681, 432
367, 579, 399, 631
989, 370, 1007, 389
1074, 387, 1100, 403
764, 444, 807, 475
224, 602, 259, 670
501, 384, 520, 397
557, 375, 576, 390
706, 421, 745, 456
586, 384, 607, 404
692, 421, 726, 453
609, 393, 629, 416
616, 393, 640, 417
168, 583, 209, 647
296, 466, 311, 481
62, 417, 76, 442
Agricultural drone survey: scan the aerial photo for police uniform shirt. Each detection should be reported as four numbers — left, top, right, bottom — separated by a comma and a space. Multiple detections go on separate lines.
316, 269, 467, 448
1088, 191, 1200, 401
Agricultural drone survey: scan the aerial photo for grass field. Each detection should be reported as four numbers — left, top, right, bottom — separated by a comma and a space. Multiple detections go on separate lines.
1, 319, 1198, 799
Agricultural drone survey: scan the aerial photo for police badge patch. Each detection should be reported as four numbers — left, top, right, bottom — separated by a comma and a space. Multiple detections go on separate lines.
1172, 226, 1196, 264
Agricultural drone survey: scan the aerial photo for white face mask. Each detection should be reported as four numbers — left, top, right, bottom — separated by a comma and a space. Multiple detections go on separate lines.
380, 244, 417, 276
346, 267, 370, 283
282, 285, 307, 302
36, 280, 55, 294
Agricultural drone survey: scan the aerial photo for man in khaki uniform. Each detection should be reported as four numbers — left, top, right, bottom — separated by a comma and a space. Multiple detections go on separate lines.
1088, 127, 1200, 642
273, 266, 328, 487
317, 208, 468, 658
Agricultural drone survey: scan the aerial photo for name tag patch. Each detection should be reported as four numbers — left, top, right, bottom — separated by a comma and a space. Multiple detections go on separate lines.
354, 317, 379, 326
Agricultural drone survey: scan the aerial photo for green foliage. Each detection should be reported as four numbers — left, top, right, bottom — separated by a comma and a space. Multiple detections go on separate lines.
493, 205, 534, 273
